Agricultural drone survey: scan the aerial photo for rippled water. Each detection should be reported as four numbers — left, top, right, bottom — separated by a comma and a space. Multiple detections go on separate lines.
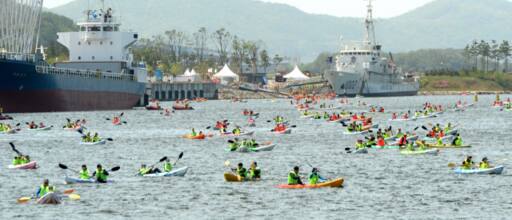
1, 95, 512, 219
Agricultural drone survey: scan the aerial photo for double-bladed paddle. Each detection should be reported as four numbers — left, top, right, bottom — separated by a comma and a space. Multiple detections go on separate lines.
9, 142, 23, 156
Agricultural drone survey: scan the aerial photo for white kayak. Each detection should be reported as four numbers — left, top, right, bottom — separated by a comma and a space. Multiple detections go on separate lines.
221, 131, 255, 137
454, 166, 504, 175
400, 148, 439, 155
79, 140, 107, 145
354, 148, 368, 154
64, 176, 113, 184
0, 129, 16, 134
388, 118, 416, 122
37, 192, 61, 205
143, 166, 189, 177
423, 135, 454, 143
28, 126, 52, 131
250, 143, 276, 152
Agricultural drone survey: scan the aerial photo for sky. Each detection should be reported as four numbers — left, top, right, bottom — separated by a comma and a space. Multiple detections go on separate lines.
44, 0, 435, 18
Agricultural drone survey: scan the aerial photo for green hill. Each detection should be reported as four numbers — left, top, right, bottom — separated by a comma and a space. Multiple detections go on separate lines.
50, 0, 512, 60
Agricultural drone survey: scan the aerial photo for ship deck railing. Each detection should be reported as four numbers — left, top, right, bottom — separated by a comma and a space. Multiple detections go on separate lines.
35, 65, 135, 81
0, 52, 36, 63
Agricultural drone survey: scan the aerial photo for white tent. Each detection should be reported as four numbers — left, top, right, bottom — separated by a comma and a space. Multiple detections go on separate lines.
175, 68, 201, 82
284, 65, 310, 81
183, 68, 191, 76
186, 69, 198, 76
213, 64, 239, 84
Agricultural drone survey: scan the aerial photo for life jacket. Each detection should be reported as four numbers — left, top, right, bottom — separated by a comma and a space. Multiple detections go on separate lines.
80, 169, 90, 180
309, 173, 320, 185
377, 138, 385, 147
163, 162, 173, 172
479, 162, 489, 169
96, 169, 108, 182
38, 185, 50, 198
355, 142, 364, 149
398, 136, 407, 146
288, 171, 300, 185
249, 168, 261, 179
237, 167, 247, 178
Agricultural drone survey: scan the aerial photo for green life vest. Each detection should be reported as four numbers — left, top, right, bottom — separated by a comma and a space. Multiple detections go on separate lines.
288, 171, 299, 185
437, 138, 443, 146
139, 168, 151, 175
237, 168, 247, 178
163, 162, 173, 172
309, 173, 320, 185
80, 169, 90, 180
229, 143, 238, 151
249, 168, 261, 179
454, 137, 462, 146
38, 185, 50, 198
96, 169, 107, 181
355, 143, 364, 149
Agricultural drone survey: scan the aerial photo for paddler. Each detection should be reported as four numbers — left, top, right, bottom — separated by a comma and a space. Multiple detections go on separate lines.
83, 132, 92, 142
308, 168, 325, 185
234, 163, 247, 180
163, 158, 173, 172
355, 139, 365, 150
12, 156, 22, 165
138, 164, 152, 175
39, 122, 46, 128
191, 128, 197, 137
92, 164, 109, 183
228, 138, 240, 151
28, 121, 37, 129
461, 156, 474, 170
452, 133, 463, 146
80, 165, 91, 180
443, 123, 453, 132
36, 179, 55, 198
232, 126, 241, 135
248, 161, 261, 180
287, 166, 303, 185
417, 140, 427, 150
92, 133, 100, 142
479, 157, 490, 169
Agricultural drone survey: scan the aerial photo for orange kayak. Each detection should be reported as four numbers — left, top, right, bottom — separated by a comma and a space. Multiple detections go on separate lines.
277, 178, 344, 189
182, 134, 206, 140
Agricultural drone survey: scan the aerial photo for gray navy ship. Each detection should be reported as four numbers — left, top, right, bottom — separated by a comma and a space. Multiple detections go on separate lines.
324, 0, 419, 97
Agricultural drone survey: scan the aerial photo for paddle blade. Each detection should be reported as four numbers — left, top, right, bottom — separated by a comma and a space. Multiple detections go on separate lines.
206, 126, 211, 130
69, 194, 81, 200
105, 118, 110, 121
17, 197, 31, 204
63, 189, 74, 194
224, 160, 231, 167
177, 152, 184, 160
110, 166, 121, 172
58, 163, 69, 170
106, 138, 114, 141
159, 157, 168, 162
120, 112, 124, 117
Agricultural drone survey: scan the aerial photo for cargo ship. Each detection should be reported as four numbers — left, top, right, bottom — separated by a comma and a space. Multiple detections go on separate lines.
324, 0, 419, 97
0, 0, 146, 113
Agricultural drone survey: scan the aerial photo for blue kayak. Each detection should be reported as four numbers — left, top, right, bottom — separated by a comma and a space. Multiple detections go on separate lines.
454, 166, 504, 175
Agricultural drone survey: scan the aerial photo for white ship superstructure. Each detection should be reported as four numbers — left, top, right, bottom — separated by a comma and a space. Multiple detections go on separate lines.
324, 0, 419, 97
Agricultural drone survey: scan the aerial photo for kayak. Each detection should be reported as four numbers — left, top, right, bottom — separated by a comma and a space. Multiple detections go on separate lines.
146, 106, 162, 110
300, 115, 315, 119
63, 126, 82, 131
182, 134, 206, 140
388, 118, 416, 122
36, 192, 61, 205
143, 166, 189, 177
354, 148, 368, 154
0, 129, 16, 134
224, 172, 248, 182
277, 178, 344, 189
0, 115, 13, 120
251, 143, 276, 152
64, 176, 113, 184
220, 131, 255, 137
422, 135, 454, 143
8, 161, 37, 169
112, 121, 122, 126
273, 129, 291, 134
172, 105, 194, 110
400, 148, 439, 155
328, 118, 348, 123
343, 130, 369, 135
80, 140, 107, 145
426, 144, 471, 149
372, 145, 400, 150
224, 172, 242, 182
388, 135, 419, 146
28, 126, 52, 131
454, 166, 504, 175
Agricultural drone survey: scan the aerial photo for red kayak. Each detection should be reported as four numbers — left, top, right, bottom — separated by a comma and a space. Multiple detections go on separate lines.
173, 105, 194, 110
146, 106, 162, 111
273, 128, 291, 134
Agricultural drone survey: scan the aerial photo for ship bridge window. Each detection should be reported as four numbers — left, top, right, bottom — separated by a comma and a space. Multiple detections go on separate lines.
103, 26, 113, 31
80, 27, 86, 31
78, 41, 81, 45
88, 26, 101, 32
78, 56, 81, 60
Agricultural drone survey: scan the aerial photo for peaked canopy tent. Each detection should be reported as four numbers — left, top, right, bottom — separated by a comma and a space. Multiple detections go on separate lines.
284, 65, 310, 81
213, 64, 239, 85
176, 68, 201, 82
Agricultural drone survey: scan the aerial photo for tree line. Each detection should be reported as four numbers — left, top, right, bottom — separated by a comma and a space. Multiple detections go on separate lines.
132, 27, 286, 77
463, 40, 511, 73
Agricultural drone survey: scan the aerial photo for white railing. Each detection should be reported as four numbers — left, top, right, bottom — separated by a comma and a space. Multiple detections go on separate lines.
35, 65, 135, 81
0, 52, 36, 63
